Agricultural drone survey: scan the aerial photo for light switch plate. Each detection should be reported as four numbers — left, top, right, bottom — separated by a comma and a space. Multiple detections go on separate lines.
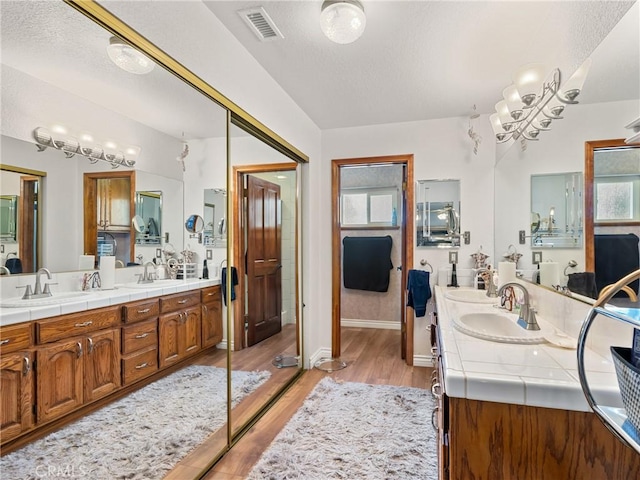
206, 249, 213, 260
449, 251, 458, 264
155, 248, 162, 258
532, 251, 542, 264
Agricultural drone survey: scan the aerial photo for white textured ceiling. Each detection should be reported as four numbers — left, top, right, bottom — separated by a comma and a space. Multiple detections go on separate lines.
204, 0, 640, 129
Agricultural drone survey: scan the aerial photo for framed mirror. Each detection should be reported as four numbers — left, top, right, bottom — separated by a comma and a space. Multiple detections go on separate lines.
134, 191, 162, 245
530, 172, 583, 248
203, 189, 227, 247
416, 179, 460, 247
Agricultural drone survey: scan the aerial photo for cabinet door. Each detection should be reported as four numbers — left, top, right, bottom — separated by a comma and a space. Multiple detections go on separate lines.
0, 351, 34, 442
84, 329, 121, 403
202, 296, 222, 348
182, 306, 201, 357
37, 339, 83, 423
159, 313, 181, 368
105, 177, 131, 229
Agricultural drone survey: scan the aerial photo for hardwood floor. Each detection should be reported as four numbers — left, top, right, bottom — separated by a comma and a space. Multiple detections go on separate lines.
202, 327, 433, 480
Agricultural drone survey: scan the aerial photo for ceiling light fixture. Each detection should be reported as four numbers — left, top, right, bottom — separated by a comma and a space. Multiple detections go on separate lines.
490, 58, 592, 148
107, 36, 155, 75
320, 0, 366, 45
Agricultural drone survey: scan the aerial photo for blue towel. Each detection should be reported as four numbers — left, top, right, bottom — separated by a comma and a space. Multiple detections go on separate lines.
407, 269, 431, 317
5, 257, 22, 274
221, 267, 238, 306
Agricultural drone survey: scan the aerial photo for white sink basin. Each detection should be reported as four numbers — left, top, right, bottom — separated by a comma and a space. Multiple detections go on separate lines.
118, 279, 188, 289
0, 291, 92, 308
453, 312, 546, 344
445, 289, 499, 304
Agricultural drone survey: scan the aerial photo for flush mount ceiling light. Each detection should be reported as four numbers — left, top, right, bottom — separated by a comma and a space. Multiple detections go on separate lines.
490, 58, 592, 148
107, 36, 155, 75
320, 0, 366, 44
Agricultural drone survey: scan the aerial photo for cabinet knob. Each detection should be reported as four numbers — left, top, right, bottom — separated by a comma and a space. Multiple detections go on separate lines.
431, 382, 442, 400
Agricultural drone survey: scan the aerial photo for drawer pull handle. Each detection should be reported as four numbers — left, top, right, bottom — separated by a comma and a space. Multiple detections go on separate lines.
134, 333, 150, 339
207, 292, 215, 296
177, 299, 188, 304
77, 341, 83, 358
0, 339, 10, 346
74, 321, 93, 328
23, 356, 31, 376
87, 337, 94, 354
203, 305, 208, 314
167, 354, 179, 360
186, 345, 198, 352
137, 308, 151, 314
135, 362, 149, 370
432, 406, 439, 430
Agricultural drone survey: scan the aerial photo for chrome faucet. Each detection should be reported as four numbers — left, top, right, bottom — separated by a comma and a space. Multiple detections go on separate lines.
17, 267, 54, 300
137, 261, 156, 284
475, 267, 498, 298
497, 282, 540, 331
0, 266, 10, 275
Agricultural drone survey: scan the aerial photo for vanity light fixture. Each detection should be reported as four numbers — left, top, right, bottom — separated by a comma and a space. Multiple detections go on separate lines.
107, 36, 155, 75
33, 127, 137, 168
320, 0, 366, 44
490, 58, 592, 147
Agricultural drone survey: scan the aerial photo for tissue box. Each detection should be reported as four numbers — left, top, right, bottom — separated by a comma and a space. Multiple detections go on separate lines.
611, 346, 640, 433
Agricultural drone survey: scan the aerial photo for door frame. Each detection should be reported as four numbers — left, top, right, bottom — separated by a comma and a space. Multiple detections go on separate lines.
331, 154, 414, 365
232, 162, 298, 351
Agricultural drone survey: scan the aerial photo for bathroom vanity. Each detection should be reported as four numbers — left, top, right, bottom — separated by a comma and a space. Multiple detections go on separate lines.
0, 280, 222, 450
432, 285, 640, 479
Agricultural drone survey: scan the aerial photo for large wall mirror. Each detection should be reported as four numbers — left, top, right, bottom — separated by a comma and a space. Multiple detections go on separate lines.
0, 1, 305, 477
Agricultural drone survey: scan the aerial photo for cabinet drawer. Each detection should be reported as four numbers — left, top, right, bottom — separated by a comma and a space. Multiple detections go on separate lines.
201, 286, 221, 304
0, 323, 33, 354
122, 318, 157, 355
36, 306, 121, 344
122, 299, 159, 324
160, 292, 200, 313
122, 347, 158, 385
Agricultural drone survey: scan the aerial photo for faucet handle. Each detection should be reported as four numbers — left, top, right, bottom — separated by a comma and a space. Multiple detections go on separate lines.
16, 285, 33, 299
43, 282, 58, 295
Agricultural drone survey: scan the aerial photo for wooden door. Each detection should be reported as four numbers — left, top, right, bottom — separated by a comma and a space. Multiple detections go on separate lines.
0, 351, 34, 442
18, 175, 39, 273
246, 175, 282, 346
37, 339, 83, 423
181, 306, 201, 357
158, 313, 181, 368
84, 329, 121, 403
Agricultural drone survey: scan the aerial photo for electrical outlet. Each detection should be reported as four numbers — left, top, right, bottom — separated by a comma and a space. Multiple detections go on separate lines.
449, 251, 458, 264
155, 248, 162, 258
532, 251, 543, 264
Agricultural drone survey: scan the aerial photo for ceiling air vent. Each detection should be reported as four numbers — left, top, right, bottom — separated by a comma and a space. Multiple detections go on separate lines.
238, 7, 284, 42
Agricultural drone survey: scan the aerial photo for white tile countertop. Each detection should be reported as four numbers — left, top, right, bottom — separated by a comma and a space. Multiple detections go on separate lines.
0, 278, 220, 327
435, 285, 623, 412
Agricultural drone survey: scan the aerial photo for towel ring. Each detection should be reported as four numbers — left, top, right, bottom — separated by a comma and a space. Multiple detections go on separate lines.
419, 259, 433, 272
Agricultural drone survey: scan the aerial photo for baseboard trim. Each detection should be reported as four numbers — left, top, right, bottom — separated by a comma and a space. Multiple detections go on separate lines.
413, 354, 434, 368
309, 347, 333, 369
340, 318, 401, 330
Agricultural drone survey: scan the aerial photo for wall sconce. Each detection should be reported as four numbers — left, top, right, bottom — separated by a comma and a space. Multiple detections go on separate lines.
490, 58, 592, 146
33, 127, 137, 168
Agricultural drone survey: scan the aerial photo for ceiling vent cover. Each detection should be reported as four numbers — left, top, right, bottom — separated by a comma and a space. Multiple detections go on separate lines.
238, 7, 284, 42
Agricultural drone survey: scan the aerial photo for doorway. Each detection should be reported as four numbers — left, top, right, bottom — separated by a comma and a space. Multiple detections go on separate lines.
331, 154, 414, 365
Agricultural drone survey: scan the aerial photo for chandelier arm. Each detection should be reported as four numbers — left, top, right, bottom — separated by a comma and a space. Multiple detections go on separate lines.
554, 90, 579, 105
521, 131, 540, 141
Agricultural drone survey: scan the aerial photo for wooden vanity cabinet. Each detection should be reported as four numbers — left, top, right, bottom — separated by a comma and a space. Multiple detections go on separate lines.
1, 323, 35, 444
159, 292, 201, 368
35, 307, 121, 423
201, 285, 223, 348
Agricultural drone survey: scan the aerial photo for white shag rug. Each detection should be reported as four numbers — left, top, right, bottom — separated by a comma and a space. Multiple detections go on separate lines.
247, 377, 438, 479
1, 365, 270, 480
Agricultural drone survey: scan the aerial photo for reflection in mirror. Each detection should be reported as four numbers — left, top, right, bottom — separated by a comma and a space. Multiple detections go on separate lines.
185, 214, 205, 233
229, 121, 302, 439
204, 189, 227, 247
0, 165, 43, 273
530, 172, 583, 248
416, 179, 460, 247
0, 1, 229, 476
134, 191, 161, 244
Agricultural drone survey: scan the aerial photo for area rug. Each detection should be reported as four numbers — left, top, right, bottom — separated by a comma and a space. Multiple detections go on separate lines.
247, 377, 437, 479
1, 365, 270, 480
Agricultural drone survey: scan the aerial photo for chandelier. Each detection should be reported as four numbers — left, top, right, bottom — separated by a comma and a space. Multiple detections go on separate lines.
490, 59, 592, 145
